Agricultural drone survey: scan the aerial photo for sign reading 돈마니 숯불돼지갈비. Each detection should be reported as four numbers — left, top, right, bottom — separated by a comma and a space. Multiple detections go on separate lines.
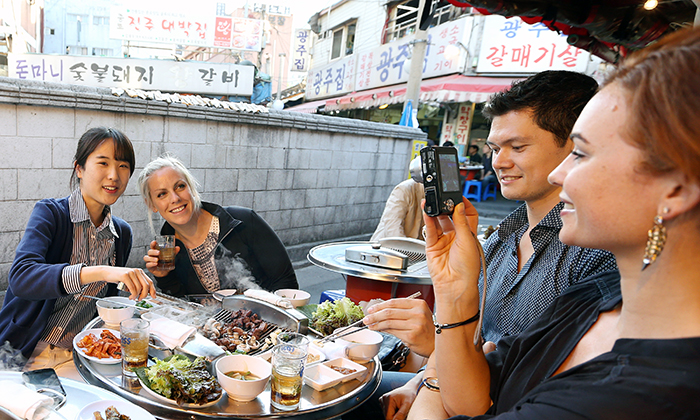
7, 54, 255, 96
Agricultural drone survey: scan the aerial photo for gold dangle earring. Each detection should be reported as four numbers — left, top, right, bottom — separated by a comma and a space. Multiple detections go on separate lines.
642, 208, 669, 271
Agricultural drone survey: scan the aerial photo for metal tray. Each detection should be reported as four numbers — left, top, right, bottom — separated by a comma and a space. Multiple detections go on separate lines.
308, 241, 432, 283
75, 301, 381, 419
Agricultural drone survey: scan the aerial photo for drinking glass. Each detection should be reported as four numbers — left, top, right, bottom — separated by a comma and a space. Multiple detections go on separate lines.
120, 318, 150, 377
155, 235, 176, 270
270, 342, 308, 411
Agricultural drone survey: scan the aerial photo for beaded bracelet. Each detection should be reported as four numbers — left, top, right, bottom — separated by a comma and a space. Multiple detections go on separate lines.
433, 310, 480, 334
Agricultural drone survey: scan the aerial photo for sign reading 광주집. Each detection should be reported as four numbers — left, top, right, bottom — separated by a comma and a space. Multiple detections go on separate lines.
306, 55, 356, 100
8, 54, 255, 96
291, 29, 312, 72
353, 17, 473, 91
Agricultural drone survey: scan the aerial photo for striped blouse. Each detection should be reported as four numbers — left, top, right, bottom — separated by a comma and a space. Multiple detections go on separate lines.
39, 188, 118, 348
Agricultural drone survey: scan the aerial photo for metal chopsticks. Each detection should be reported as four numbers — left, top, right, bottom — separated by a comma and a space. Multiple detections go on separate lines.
318, 291, 421, 343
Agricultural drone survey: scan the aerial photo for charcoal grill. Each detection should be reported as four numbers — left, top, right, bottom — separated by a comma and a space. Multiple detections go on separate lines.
177, 295, 309, 362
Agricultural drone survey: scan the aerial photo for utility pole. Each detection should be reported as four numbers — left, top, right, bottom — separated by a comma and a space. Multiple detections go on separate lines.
271, 52, 286, 110
404, 0, 429, 113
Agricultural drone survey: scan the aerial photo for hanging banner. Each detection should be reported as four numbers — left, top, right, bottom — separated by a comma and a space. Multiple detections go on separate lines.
476, 15, 592, 73
454, 103, 475, 145
291, 29, 311, 72
8, 53, 254, 96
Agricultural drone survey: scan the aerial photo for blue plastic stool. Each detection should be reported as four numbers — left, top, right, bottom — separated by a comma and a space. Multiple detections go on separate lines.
319, 289, 345, 304
463, 180, 482, 202
482, 182, 498, 201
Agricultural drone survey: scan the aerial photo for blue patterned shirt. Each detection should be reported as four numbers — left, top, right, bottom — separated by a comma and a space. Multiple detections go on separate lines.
479, 202, 618, 343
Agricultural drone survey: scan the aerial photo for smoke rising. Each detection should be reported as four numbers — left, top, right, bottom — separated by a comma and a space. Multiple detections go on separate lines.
0, 341, 27, 371
214, 245, 260, 292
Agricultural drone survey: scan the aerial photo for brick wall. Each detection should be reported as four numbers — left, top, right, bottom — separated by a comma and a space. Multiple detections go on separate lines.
0, 78, 425, 288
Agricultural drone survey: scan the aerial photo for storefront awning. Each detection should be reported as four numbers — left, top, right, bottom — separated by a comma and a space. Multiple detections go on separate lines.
324, 74, 524, 111
286, 98, 327, 114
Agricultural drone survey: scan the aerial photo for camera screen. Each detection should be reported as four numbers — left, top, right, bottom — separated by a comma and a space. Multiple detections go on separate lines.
439, 153, 460, 193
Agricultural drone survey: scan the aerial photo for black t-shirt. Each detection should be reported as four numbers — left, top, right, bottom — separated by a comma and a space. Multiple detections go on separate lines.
450, 271, 700, 420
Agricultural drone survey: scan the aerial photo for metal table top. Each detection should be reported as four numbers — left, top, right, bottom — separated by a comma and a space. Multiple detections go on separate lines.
74, 317, 381, 420
308, 241, 432, 284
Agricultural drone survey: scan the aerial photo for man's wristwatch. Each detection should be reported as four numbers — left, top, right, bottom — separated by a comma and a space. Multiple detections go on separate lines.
419, 376, 440, 392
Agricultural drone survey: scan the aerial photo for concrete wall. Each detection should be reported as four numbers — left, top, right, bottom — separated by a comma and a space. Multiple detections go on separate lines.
0, 77, 425, 288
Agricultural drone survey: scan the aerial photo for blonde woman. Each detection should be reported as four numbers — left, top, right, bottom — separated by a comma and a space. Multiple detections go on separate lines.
138, 155, 297, 297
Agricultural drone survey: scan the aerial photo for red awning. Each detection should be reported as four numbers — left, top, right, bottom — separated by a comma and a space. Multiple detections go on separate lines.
286, 98, 327, 114
324, 74, 523, 111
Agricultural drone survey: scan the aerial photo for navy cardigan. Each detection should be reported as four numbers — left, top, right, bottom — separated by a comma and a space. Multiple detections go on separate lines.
0, 196, 131, 358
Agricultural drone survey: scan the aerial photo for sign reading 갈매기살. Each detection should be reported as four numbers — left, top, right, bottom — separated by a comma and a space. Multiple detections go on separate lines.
476, 15, 593, 73
8, 53, 255, 96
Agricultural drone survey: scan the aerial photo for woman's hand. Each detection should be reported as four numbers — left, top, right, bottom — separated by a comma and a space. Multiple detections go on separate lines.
422, 198, 482, 310
143, 240, 180, 277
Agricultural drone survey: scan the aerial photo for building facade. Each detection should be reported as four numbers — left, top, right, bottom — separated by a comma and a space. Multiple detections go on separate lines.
293, 0, 603, 151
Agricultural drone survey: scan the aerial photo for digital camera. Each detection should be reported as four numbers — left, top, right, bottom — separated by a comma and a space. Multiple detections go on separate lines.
421, 146, 462, 216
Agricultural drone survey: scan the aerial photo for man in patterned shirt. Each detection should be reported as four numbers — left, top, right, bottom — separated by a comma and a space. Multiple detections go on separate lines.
350, 71, 618, 420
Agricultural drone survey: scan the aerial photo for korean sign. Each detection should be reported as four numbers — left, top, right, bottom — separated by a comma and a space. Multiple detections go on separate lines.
110, 5, 263, 52
476, 15, 592, 73
353, 16, 473, 91
306, 55, 355, 100
291, 29, 311, 72
8, 53, 254, 96
252, 3, 291, 16
454, 103, 475, 145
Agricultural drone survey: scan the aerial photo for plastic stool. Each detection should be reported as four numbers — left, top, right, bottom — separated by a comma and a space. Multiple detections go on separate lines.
463, 180, 482, 202
482, 182, 498, 201
319, 289, 345, 304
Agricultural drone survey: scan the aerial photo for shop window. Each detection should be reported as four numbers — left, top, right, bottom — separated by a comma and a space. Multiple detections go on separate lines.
331, 28, 343, 59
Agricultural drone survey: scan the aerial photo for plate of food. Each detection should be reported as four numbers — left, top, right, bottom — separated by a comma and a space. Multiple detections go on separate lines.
73, 329, 122, 364
75, 399, 156, 420
135, 355, 223, 408
134, 298, 159, 310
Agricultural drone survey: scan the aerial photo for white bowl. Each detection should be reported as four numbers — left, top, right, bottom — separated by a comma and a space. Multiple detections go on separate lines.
215, 355, 271, 402
335, 327, 383, 363
274, 289, 311, 308
96, 297, 135, 327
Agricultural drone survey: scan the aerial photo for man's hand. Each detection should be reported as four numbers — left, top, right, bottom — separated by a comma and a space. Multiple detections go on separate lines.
363, 298, 435, 357
380, 380, 420, 420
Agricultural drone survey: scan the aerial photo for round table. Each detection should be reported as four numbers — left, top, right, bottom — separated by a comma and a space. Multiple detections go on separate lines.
308, 241, 434, 308
74, 317, 381, 420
